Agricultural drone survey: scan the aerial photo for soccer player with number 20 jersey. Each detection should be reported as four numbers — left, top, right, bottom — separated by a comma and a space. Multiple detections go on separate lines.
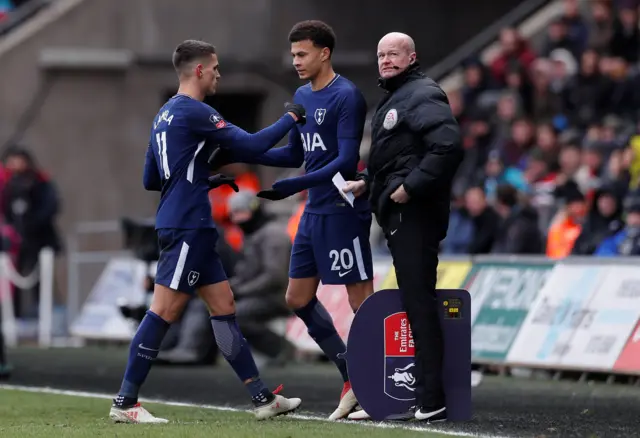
224, 20, 375, 421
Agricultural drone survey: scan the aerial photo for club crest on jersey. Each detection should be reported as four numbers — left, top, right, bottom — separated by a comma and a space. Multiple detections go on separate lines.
384, 311, 417, 401
187, 271, 200, 287
314, 108, 327, 125
210, 114, 226, 129
383, 109, 398, 130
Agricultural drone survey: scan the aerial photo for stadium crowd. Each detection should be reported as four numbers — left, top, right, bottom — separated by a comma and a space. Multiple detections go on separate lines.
442, 0, 640, 258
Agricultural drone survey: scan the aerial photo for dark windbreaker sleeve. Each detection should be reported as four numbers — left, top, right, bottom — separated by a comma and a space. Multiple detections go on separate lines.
401, 84, 463, 198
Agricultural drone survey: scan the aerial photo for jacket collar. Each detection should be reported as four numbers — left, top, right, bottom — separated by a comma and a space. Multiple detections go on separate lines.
377, 62, 424, 93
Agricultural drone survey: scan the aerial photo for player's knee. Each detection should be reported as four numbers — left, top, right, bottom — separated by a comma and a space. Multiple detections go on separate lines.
149, 284, 190, 323
199, 282, 236, 316
148, 304, 182, 324
215, 297, 236, 316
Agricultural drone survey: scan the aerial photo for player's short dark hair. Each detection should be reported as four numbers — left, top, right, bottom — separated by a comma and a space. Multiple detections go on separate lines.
172, 40, 216, 73
288, 20, 336, 56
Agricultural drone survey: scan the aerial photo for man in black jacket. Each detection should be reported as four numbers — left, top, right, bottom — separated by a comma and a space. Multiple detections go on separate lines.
344, 32, 463, 422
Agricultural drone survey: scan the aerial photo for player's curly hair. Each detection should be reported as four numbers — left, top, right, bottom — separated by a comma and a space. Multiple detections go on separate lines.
172, 40, 216, 72
288, 20, 336, 57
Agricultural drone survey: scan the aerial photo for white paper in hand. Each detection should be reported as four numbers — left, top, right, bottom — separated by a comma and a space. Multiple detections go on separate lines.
332, 172, 355, 208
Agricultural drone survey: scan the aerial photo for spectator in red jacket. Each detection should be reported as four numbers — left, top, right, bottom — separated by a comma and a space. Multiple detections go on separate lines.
490, 27, 537, 86
2, 147, 61, 317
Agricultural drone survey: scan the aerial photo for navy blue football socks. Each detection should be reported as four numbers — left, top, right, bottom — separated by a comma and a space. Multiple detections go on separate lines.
116, 310, 170, 406
295, 296, 349, 382
210, 314, 272, 404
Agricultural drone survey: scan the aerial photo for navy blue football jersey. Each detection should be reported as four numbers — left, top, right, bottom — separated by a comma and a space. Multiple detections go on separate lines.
144, 94, 294, 229
293, 75, 369, 214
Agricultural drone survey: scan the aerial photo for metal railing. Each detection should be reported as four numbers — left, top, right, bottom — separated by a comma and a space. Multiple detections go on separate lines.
65, 220, 131, 326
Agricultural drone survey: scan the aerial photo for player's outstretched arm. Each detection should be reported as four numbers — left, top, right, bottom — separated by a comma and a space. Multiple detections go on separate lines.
201, 104, 306, 157
142, 143, 162, 192
249, 128, 304, 168
271, 137, 359, 195
208, 128, 304, 170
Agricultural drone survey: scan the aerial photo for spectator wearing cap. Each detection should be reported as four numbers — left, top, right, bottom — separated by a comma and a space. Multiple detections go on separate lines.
572, 184, 624, 255
546, 182, 587, 258
548, 48, 578, 93
481, 150, 527, 203
491, 184, 544, 254
207, 163, 260, 252
595, 192, 640, 256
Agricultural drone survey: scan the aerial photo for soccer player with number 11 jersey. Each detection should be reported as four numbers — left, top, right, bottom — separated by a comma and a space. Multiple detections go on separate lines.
108, 39, 307, 424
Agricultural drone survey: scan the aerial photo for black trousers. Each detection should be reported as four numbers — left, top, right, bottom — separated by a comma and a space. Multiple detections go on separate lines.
383, 202, 445, 409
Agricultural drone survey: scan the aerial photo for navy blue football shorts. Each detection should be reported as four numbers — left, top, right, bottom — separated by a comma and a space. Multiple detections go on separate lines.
155, 228, 227, 294
289, 211, 374, 285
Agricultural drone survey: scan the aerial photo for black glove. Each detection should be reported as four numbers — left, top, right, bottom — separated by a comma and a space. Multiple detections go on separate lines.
256, 189, 292, 201
285, 102, 306, 125
208, 174, 239, 192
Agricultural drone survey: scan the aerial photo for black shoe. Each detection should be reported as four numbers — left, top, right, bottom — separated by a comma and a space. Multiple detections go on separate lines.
415, 406, 447, 423
384, 405, 418, 421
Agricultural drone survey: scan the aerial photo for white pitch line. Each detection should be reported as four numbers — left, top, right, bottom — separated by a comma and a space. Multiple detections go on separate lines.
0, 384, 508, 438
